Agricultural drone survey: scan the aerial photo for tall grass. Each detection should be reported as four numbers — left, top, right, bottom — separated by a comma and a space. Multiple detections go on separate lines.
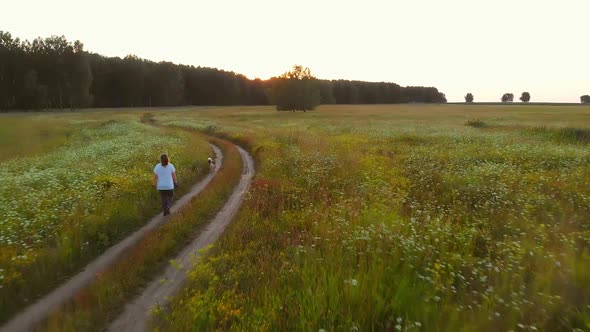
3, 105, 590, 331
530, 126, 590, 144
155, 106, 590, 331
37, 136, 243, 332
465, 119, 486, 128
0, 119, 210, 323
0, 116, 76, 161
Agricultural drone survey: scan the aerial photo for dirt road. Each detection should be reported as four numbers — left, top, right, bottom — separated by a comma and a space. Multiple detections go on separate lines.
109, 145, 254, 332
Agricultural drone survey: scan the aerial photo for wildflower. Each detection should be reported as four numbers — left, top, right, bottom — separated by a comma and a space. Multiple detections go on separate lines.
344, 279, 358, 286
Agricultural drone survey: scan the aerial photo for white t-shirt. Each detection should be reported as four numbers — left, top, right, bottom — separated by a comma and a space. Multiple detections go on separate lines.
154, 163, 176, 190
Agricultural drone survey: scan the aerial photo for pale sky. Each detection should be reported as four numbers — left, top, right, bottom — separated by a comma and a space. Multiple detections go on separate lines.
3, 0, 589, 102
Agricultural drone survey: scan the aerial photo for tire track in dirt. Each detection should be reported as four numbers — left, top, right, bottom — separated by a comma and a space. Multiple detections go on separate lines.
1, 144, 223, 332
109, 145, 254, 332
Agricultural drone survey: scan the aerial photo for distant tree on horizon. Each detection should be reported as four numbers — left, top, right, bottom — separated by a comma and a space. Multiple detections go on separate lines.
582, 95, 590, 104
268, 65, 320, 112
520, 92, 531, 103
501, 93, 514, 103
465, 93, 474, 103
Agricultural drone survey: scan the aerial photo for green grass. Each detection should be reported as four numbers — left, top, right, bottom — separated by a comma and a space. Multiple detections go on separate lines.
0, 116, 77, 161
152, 104, 590, 331
39, 135, 243, 332
0, 115, 211, 323
465, 119, 486, 128
529, 126, 590, 144
2, 104, 590, 331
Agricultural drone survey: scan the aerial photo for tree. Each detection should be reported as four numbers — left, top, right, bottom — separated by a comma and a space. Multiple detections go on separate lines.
68, 42, 93, 109
0, 32, 18, 109
281, 65, 313, 80
581, 95, 590, 104
403, 86, 446, 103
501, 93, 514, 102
120, 55, 146, 107
465, 93, 474, 103
145, 61, 183, 106
269, 65, 320, 112
319, 80, 336, 104
520, 92, 531, 103
21, 69, 47, 109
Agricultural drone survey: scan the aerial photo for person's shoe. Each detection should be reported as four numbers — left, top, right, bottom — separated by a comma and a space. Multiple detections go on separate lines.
163, 209, 170, 216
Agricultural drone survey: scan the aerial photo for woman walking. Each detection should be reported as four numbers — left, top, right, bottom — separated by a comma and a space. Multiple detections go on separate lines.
153, 154, 177, 216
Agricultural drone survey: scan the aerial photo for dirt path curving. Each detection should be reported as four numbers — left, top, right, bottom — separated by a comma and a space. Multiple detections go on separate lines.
109, 145, 254, 332
1, 144, 223, 332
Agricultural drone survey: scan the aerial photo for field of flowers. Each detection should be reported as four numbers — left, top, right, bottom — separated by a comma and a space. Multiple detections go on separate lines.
155, 105, 590, 331
40, 135, 244, 332
0, 115, 210, 322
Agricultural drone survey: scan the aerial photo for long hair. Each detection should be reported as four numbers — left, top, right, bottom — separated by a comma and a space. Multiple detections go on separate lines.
160, 154, 169, 166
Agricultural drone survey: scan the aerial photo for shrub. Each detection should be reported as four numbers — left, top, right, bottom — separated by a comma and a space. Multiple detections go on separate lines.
465, 119, 486, 128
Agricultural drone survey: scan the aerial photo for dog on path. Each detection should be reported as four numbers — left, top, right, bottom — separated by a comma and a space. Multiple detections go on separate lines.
208, 157, 215, 170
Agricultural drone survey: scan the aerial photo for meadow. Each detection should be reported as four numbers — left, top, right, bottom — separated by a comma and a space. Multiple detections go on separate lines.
0, 111, 211, 323
151, 105, 590, 331
40, 134, 244, 332
1, 104, 589, 331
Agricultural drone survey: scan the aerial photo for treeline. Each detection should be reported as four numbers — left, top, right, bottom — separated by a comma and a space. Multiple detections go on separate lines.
0, 31, 446, 111
0, 32, 267, 109
319, 80, 446, 104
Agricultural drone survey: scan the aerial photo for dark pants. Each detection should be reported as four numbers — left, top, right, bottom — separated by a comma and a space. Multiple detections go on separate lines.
159, 190, 174, 215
